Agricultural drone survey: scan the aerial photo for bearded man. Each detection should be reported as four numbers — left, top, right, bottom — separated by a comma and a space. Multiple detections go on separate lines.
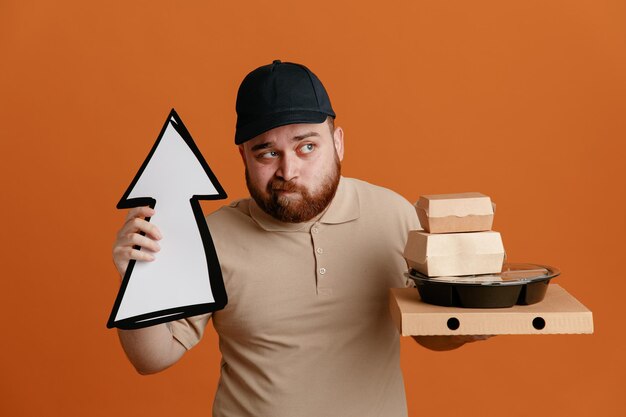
112, 60, 484, 417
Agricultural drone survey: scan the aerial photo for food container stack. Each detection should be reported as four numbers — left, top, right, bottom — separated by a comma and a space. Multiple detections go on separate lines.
390, 193, 588, 332
404, 192, 505, 277
402, 193, 560, 308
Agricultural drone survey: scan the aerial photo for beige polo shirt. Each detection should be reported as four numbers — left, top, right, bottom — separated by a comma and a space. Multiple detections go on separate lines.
170, 177, 420, 417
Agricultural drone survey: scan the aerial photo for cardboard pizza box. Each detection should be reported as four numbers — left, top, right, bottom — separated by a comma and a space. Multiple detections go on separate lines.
415, 192, 495, 233
389, 285, 593, 335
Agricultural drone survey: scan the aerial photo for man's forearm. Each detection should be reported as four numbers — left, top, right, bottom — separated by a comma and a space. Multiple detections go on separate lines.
117, 323, 186, 375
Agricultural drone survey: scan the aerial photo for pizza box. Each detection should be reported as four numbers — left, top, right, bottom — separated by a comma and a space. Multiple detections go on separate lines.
389, 285, 593, 335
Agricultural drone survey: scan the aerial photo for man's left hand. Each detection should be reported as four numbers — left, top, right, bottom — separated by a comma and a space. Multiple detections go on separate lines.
412, 335, 494, 351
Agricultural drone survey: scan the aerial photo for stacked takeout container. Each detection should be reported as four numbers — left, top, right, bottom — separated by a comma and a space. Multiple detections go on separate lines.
403, 192, 505, 277
391, 193, 592, 333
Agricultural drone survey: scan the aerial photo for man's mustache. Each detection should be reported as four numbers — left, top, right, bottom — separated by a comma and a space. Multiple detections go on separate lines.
268, 179, 301, 193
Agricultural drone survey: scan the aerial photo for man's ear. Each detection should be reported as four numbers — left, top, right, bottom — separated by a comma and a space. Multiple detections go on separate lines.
238, 145, 247, 165
333, 126, 345, 161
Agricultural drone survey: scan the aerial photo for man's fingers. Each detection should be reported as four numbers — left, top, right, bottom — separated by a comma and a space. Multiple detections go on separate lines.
113, 245, 156, 262
121, 217, 163, 240
124, 232, 161, 253
461, 335, 494, 343
120, 206, 162, 239
129, 248, 156, 262
125, 206, 155, 221
113, 206, 160, 278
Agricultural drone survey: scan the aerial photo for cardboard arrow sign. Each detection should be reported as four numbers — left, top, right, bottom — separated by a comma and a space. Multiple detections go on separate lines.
107, 109, 227, 330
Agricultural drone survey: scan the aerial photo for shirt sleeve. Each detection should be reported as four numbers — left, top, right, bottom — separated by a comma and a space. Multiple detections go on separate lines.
168, 313, 212, 350
401, 196, 421, 288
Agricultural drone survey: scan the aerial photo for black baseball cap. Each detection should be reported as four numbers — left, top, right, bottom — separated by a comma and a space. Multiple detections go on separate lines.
235, 60, 336, 145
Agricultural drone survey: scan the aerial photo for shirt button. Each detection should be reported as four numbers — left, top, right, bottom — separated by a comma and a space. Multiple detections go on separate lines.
312, 227, 319, 234
319, 268, 326, 275
316, 247, 323, 254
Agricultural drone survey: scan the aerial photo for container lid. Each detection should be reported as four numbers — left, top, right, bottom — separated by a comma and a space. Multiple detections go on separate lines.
408, 263, 560, 286
416, 192, 494, 218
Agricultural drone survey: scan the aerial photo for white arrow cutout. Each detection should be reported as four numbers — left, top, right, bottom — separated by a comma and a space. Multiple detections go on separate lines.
108, 110, 227, 329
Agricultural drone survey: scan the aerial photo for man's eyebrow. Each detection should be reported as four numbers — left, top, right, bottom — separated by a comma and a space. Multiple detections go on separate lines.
251, 142, 273, 152
292, 132, 320, 141
250, 132, 321, 152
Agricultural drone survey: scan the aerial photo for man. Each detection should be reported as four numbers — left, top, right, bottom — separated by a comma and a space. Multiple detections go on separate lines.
112, 60, 486, 417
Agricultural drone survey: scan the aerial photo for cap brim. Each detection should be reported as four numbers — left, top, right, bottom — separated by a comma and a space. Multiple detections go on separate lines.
235, 110, 331, 145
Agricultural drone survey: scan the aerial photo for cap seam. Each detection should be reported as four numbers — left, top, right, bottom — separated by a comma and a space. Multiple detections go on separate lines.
301, 65, 321, 109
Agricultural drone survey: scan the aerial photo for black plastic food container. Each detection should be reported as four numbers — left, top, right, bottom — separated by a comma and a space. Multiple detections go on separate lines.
408, 263, 559, 308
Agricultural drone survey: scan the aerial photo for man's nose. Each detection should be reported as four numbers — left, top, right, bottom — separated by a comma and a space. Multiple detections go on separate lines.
276, 153, 299, 181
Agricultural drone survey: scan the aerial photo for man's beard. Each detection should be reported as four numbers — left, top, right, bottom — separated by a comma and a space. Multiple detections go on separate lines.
246, 157, 341, 223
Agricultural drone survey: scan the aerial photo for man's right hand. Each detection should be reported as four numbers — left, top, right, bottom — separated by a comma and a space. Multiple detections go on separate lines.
112, 206, 162, 279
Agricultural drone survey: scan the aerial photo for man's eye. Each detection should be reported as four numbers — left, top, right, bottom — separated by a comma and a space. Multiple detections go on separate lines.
259, 151, 278, 159
300, 143, 315, 154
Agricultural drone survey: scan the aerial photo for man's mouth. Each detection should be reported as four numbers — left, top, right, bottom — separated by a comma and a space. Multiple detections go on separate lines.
273, 189, 300, 197
270, 181, 300, 193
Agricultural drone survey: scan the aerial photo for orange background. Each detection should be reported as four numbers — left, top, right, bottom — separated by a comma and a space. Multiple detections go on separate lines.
2, 1, 625, 416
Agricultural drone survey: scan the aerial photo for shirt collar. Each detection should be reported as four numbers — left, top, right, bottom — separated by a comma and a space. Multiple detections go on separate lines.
249, 176, 360, 232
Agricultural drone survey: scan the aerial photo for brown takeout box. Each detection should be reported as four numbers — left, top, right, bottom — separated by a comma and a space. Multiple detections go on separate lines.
416, 192, 495, 233
404, 230, 505, 277
389, 285, 594, 335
